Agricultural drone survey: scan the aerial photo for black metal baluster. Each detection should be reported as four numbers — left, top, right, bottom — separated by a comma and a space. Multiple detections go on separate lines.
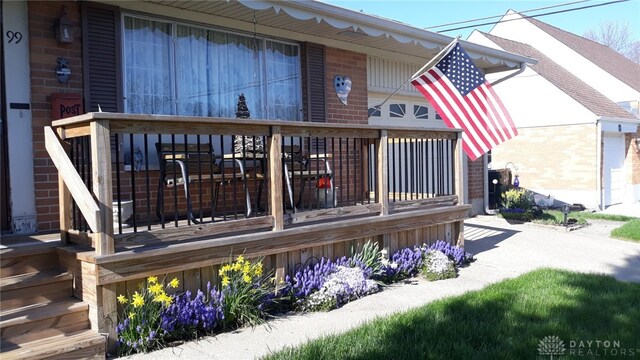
114, 134, 122, 234
129, 134, 137, 232
171, 135, 178, 227
158, 134, 165, 229
143, 134, 151, 231
197, 135, 203, 223
209, 134, 218, 223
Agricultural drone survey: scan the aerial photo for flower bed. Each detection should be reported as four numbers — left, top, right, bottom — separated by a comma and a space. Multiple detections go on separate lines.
114, 240, 474, 355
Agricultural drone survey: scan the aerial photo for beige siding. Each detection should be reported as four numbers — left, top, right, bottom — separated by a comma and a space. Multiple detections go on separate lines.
367, 56, 421, 94
490, 124, 597, 191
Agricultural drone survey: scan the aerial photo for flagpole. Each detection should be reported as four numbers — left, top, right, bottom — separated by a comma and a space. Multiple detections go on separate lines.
372, 36, 460, 113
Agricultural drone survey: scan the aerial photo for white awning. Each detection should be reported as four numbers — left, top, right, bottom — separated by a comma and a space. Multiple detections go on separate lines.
143, 0, 536, 72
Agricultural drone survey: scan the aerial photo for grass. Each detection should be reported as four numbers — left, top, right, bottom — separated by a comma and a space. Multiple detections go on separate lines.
264, 269, 640, 360
611, 219, 640, 242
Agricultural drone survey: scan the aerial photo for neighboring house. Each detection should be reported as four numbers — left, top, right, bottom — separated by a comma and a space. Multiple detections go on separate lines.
468, 13, 640, 210
1, 0, 532, 235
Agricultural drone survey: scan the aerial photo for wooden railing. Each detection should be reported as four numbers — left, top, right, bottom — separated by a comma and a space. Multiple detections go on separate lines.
47, 113, 465, 256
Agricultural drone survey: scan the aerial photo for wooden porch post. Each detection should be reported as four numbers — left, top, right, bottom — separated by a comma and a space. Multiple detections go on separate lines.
90, 119, 117, 349
454, 132, 465, 248
377, 130, 396, 254
56, 127, 72, 245
268, 126, 287, 283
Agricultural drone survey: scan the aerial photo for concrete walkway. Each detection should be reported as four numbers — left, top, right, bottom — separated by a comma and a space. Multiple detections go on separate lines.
121, 216, 640, 360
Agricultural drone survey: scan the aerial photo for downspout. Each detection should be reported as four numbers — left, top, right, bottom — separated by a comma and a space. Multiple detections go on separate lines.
596, 120, 603, 211
484, 62, 527, 214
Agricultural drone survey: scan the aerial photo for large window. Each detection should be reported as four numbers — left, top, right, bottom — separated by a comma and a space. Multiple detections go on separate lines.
123, 15, 302, 120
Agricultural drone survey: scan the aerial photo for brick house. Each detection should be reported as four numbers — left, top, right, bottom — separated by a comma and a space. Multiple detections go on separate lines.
1, 1, 532, 357
1, 1, 534, 235
469, 12, 640, 210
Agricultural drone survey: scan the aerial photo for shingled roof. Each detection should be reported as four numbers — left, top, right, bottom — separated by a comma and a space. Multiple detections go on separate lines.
524, 16, 640, 92
478, 32, 636, 120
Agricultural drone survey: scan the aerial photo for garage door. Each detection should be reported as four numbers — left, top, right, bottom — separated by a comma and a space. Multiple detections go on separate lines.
603, 134, 625, 206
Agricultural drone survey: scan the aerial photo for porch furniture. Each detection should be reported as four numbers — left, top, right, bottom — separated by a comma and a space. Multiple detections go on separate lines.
282, 145, 332, 209
156, 143, 252, 223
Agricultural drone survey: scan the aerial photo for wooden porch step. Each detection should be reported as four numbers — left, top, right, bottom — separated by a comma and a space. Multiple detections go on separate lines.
0, 299, 89, 343
0, 329, 105, 360
0, 243, 60, 278
0, 270, 73, 310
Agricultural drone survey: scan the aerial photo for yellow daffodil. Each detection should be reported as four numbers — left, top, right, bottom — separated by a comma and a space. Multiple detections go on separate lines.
236, 255, 245, 263
128, 312, 135, 319
148, 283, 163, 295
242, 263, 251, 275
243, 274, 252, 283
117, 294, 128, 304
221, 276, 230, 287
162, 293, 173, 306
233, 261, 242, 271
254, 264, 263, 277
169, 278, 179, 289
147, 276, 158, 284
132, 291, 144, 308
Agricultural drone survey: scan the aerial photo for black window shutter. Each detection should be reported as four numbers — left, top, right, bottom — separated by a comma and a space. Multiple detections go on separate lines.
82, 2, 122, 113
303, 43, 326, 123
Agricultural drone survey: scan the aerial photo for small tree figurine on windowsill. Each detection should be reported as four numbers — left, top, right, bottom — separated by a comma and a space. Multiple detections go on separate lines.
234, 93, 264, 154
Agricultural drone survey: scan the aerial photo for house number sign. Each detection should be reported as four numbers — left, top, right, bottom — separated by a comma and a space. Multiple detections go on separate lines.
6, 31, 23, 44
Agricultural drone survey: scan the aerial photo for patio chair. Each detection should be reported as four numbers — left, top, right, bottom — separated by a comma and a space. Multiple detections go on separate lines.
155, 142, 252, 223
282, 145, 333, 209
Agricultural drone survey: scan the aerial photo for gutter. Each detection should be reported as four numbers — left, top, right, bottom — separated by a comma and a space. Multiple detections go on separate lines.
596, 120, 603, 211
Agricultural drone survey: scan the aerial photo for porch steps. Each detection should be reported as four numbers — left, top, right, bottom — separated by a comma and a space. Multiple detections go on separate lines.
0, 270, 73, 310
0, 329, 105, 360
0, 299, 89, 341
0, 244, 106, 359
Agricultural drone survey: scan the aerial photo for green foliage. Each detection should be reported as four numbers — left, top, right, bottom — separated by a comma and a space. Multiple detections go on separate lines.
218, 255, 275, 329
501, 188, 531, 210
351, 240, 384, 277
611, 219, 640, 242
263, 269, 640, 360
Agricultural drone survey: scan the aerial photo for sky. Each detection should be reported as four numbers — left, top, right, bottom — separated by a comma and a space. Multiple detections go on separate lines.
323, 0, 640, 41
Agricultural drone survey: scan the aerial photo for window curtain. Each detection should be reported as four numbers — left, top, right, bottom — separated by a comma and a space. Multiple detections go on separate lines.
123, 17, 173, 115
124, 15, 301, 121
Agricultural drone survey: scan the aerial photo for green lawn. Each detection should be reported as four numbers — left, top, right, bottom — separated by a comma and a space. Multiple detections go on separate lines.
264, 269, 640, 360
611, 219, 640, 242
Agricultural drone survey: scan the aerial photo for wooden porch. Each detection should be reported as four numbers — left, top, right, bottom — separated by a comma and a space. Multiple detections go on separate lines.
42, 112, 469, 351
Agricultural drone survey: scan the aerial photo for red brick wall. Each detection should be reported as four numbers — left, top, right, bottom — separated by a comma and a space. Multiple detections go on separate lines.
325, 47, 368, 125
468, 155, 484, 201
29, 1, 83, 231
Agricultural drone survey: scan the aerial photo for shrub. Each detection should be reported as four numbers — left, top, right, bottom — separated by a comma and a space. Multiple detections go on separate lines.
501, 188, 532, 210
421, 250, 457, 281
115, 276, 179, 355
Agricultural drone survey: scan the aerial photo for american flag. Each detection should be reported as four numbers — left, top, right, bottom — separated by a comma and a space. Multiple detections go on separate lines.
411, 43, 517, 161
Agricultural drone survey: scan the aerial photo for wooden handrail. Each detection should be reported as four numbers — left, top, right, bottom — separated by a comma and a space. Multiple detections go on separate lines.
44, 126, 100, 232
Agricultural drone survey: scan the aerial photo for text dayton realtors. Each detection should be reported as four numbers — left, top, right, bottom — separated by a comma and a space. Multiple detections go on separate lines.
568, 339, 637, 357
